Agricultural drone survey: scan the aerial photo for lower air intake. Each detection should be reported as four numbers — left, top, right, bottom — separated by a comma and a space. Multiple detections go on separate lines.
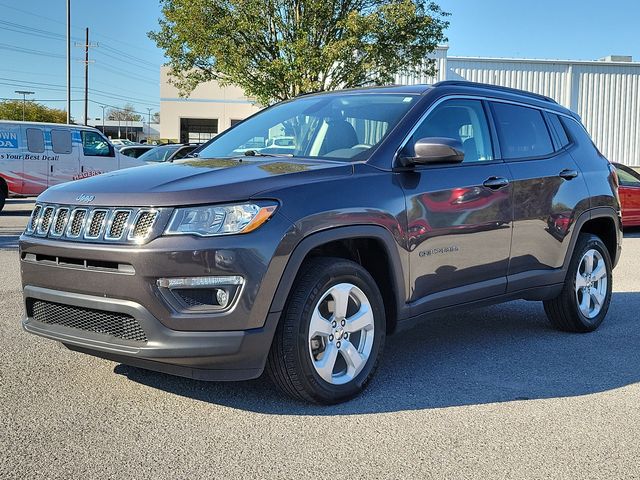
29, 299, 148, 343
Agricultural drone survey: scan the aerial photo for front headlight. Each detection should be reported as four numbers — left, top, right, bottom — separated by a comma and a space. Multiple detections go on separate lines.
164, 203, 277, 237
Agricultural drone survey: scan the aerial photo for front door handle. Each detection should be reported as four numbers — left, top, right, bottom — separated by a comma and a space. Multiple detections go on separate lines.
483, 177, 510, 190
559, 169, 578, 180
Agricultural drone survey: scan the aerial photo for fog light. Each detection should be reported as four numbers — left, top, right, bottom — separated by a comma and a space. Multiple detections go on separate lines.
156, 275, 243, 312
215, 288, 229, 308
157, 275, 243, 289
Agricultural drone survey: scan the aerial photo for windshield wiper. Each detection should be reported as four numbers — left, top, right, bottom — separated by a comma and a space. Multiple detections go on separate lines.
243, 150, 294, 157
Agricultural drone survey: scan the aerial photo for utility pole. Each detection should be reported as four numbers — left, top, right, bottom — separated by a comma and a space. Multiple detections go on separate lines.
66, 0, 71, 123
147, 108, 152, 140
75, 28, 97, 125
15, 90, 34, 121
101, 105, 106, 135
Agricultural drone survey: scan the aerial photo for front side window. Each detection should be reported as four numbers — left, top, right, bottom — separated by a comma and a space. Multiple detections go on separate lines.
82, 131, 111, 157
492, 103, 554, 159
407, 99, 494, 163
51, 129, 72, 154
196, 93, 418, 161
26, 128, 45, 153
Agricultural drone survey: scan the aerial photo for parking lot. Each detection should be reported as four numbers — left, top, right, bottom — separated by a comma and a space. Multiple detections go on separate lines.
1, 198, 639, 479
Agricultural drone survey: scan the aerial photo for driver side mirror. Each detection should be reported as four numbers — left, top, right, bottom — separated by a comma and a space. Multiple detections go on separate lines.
399, 137, 465, 167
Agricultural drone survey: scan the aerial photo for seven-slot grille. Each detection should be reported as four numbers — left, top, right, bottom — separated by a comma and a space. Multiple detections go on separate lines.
26, 204, 162, 244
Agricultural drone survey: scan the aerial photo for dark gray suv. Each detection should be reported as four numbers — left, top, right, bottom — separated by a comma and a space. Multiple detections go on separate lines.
20, 81, 622, 404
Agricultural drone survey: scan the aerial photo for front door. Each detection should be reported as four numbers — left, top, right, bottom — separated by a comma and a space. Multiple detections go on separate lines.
400, 98, 513, 312
80, 130, 117, 178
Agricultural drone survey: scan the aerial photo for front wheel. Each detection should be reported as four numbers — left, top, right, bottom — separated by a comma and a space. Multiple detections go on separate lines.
267, 257, 386, 404
544, 233, 613, 332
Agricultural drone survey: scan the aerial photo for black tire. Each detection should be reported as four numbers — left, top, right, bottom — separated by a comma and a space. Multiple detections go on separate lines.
543, 233, 613, 332
266, 257, 386, 404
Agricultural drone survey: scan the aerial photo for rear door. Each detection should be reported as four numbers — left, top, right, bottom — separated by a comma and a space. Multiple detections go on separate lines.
490, 102, 591, 291
400, 98, 513, 311
48, 127, 79, 186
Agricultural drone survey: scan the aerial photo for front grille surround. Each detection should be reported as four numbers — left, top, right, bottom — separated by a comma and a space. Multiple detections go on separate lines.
28, 299, 148, 343
26, 203, 168, 245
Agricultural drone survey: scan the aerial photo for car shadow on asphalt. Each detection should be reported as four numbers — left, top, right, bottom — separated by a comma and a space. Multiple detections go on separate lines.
114, 290, 640, 415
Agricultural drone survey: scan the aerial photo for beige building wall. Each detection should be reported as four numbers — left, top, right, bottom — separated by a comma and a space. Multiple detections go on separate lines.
160, 66, 261, 141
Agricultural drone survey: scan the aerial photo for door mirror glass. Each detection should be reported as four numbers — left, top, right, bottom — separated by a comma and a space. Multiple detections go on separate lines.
401, 137, 465, 166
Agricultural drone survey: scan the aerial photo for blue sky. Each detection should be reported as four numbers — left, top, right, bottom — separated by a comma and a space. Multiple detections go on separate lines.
0, 0, 638, 122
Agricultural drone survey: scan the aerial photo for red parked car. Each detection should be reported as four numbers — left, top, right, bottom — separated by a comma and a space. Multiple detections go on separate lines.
613, 162, 640, 227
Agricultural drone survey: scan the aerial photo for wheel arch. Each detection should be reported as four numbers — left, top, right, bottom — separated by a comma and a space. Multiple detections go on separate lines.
268, 226, 408, 334
0, 175, 8, 198
566, 207, 622, 269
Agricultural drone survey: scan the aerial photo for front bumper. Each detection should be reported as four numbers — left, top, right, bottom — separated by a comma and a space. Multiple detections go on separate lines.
22, 285, 281, 381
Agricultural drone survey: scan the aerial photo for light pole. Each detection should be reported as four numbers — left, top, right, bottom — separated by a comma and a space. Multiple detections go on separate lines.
15, 90, 34, 121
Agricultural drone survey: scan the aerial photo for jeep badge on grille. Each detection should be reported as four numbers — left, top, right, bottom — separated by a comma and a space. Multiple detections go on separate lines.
75, 194, 95, 203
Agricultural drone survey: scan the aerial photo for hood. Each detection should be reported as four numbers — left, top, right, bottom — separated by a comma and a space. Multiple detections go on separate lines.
38, 157, 352, 207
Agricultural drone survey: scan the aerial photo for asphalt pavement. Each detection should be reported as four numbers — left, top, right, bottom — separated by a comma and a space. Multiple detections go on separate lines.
1, 199, 640, 479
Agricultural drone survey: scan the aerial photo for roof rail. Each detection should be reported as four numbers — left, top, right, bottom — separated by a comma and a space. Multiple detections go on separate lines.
433, 80, 558, 104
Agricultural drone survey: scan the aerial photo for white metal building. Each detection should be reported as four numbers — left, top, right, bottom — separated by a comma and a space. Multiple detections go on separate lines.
159, 47, 640, 166
396, 47, 640, 166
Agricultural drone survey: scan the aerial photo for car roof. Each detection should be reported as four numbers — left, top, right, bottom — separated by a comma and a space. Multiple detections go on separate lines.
0, 120, 101, 130
296, 81, 577, 118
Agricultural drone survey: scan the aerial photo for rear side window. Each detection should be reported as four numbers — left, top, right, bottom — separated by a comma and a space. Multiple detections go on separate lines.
51, 129, 72, 154
547, 114, 571, 149
492, 103, 554, 159
26, 128, 45, 153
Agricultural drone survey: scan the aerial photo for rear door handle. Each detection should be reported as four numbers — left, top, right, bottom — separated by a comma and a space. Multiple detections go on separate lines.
483, 177, 510, 190
559, 169, 578, 180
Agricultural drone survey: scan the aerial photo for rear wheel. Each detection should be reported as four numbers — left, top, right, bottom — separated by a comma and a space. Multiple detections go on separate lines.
267, 257, 386, 404
544, 233, 612, 332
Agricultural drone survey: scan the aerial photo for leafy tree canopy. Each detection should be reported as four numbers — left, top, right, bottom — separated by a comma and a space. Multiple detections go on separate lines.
150, 0, 449, 105
0, 100, 67, 123
106, 103, 142, 121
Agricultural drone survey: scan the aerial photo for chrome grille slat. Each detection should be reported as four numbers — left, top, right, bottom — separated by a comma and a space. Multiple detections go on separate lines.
27, 205, 42, 232
37, 206, 55, 235
129, 210, 158, 241
67, 209, 87, 238
50, 208, 69, 237
105, 210, 131, 240
85, 210, 108, 239
25, 204, 165, 245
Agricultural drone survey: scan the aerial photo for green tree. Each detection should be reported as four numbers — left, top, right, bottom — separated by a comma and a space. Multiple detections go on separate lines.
150, 0, 449, 105
106, 103, 142, 121
0, 100, 67, 123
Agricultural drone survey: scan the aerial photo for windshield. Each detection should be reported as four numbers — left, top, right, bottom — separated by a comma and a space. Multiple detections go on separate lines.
196, 93, 418, 161
139, 145, 181, 162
